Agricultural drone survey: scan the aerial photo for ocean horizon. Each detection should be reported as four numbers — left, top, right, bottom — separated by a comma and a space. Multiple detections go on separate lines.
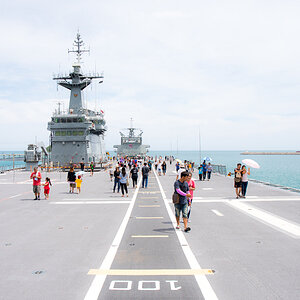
1, 150, 300, 191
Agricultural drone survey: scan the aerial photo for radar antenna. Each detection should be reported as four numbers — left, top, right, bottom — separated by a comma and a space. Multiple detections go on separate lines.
68, 32, 90, 63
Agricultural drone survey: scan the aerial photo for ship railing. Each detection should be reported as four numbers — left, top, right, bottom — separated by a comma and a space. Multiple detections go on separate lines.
211, 164, 227, 176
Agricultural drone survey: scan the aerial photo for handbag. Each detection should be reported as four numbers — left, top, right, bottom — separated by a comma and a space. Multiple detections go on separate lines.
126, 179, 129, 186
172, 192, 180, 204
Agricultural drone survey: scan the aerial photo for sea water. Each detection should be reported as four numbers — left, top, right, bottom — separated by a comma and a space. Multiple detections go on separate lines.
148, 150, 300, 191
1, 150, 300, 190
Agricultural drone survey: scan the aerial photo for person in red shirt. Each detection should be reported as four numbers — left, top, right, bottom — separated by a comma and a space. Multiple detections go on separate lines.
43, 177, 52, 200
30, 167, 42, 200
187, 172, 196, 221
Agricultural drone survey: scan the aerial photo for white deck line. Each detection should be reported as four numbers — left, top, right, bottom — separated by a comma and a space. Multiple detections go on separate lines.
8, 194, 22, 199
211, 210, 224, 217
84, 177, 142, 300
227, 200, 300, 238
154, 170, 218, 300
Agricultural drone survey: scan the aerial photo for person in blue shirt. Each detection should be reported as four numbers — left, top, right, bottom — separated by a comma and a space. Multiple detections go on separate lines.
198, 164, 203, 181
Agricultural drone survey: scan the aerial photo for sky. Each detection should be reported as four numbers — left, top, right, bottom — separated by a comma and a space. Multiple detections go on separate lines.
0, 0, 300, 151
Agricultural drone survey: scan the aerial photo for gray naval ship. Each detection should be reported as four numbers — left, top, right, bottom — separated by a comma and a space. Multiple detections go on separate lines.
48, 33, 106, 166
114, 119, 150, 157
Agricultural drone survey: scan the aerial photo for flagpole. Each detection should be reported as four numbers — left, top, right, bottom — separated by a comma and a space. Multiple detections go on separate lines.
198, 126, 201, 165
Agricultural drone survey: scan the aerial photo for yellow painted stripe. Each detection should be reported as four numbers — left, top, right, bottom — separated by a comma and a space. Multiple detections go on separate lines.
131, 235, 169, 238
135, 217, 164, 219
88, 269, 214, 275
139, 191, 161, 194
138, 205, 160, 207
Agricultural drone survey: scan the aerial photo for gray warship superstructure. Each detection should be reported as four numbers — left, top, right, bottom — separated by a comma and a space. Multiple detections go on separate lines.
48, 33, 106, 166
114, 119, 150, 157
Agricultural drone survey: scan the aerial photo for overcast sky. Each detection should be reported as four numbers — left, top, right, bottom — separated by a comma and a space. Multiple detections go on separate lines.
1, 0, 300, 151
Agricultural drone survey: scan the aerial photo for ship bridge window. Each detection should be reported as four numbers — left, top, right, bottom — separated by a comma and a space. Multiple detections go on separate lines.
55, 131, 61, 136
67, 118, 72, 123
66, 131, 72, 136
61, 118, 66, 123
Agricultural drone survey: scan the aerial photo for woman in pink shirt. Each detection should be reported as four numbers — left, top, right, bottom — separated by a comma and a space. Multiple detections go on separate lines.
187, 172, 195, 220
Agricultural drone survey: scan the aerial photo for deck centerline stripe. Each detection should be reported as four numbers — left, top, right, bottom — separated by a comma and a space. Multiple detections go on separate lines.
88, 269, 214, 275
84, 177, 142, 300
154, 169, 219, 300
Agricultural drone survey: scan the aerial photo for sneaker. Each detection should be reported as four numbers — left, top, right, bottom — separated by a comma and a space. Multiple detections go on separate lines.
184, 227, 191, 232
176, 226, 180, 230
34, 197, 37, 200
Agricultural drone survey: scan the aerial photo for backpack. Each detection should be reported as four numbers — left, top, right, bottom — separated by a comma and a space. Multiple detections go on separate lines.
234, 170, 242, 182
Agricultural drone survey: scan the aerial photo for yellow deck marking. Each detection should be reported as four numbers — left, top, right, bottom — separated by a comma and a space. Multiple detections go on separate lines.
135, 217, 164, 219
138, 205, 160, 207
88, 269, 214, 275
139, 191, 161, 194
131, 235, 169, 238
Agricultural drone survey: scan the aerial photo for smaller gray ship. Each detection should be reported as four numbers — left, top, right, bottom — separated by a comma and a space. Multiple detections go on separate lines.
114, 119, 150, 157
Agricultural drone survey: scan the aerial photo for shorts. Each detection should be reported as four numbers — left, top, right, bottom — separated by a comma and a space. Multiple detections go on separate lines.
70, 182, 76, 188
33, 185, 41, 194
174, 203, 189, 219
44, 189, 50, 195
234, 181, 242, 188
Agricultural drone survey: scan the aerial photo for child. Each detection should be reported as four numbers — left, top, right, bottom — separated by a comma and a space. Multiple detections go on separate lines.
75, 175, 83, 194
43, 177, 52, 200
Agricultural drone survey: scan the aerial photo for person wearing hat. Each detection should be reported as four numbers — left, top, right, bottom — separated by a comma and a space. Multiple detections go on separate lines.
176, 163, 186, 180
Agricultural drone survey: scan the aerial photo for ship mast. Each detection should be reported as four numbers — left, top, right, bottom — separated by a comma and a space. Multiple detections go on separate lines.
53, 32, 104, 114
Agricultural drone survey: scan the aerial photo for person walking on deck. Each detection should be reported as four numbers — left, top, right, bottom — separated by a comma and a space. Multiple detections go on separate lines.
113, 166, 121, 193
119, 167, 128, 197
162, 161, 167, 175
142, 162, 150, 188
187, 172, 195, 221
202, 161, 207, 180
30, 167, 42, 200
207, 163, 213, 180
90, 162, 95, 176
241, 165, 250, 198
234, 163, 242, 198
176, 163, 186, 180
80, 161, 85, 171
130, 164, 139, 188
198, 164, 203, 181
75, 175, 83, 194
157, 161, 162, 176
174, 171, 191, 232
67, 167, 76, 193
43, 177, 51, 200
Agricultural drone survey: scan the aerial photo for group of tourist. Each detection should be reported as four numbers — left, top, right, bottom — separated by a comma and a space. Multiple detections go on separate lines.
30, 167, 52, 200
233, 163, 250, 198
198, 161, 213, 181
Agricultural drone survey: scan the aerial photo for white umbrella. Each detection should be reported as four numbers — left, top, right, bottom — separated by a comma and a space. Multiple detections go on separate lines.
242, 159, 260, 169
203, 156, 212, 162
75, 171, 86, 176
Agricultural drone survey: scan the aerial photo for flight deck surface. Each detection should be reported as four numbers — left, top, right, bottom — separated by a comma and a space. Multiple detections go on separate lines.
0, 167, 299, 299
